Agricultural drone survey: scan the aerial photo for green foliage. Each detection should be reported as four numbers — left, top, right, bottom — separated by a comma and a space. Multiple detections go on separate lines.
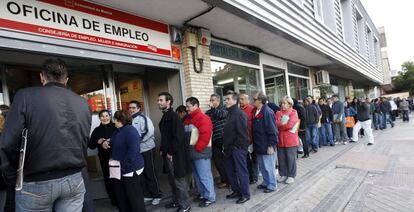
319, 85, 334, 98
392, 61, 414, 95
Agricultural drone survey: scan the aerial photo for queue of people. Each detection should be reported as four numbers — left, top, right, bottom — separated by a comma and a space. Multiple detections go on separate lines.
0, 58, 408, 212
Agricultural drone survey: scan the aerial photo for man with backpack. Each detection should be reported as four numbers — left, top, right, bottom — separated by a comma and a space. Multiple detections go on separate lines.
128, 101, 162, 206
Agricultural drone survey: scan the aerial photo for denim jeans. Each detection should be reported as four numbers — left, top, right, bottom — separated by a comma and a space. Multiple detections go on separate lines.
320, 123, 334, 145
257, 153, 277, 191
402, 110, 410, 121
192, 158, 216, 202
381, 112, 394, 129
373, 113, 382, 129
306, 124, 319, 150
16, 172, 85, 212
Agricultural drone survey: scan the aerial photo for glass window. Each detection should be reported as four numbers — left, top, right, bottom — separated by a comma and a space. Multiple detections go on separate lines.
114, 74, 145, 112
264, 66, 287, 104
289, 76, 309, 101
287, 63, 309, 77
212, 61, 259, 102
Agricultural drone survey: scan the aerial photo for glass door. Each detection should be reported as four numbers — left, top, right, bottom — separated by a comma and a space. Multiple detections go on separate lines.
114, 73, 146, 112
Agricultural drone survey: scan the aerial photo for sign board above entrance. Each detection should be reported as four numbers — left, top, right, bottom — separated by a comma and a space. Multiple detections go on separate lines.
0, 0, 172, 57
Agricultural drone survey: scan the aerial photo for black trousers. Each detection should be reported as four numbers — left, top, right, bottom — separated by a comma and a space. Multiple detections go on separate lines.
113, 172, 146, 212
140, 148, 162, 198
99, 155, 118, 206
212, 144, 228, 183
247, 151, 258, 181
299, 130, 308, 155
277, 147, 297, 177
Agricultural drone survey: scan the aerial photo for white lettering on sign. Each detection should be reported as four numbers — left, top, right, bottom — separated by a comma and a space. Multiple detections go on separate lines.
0, 0, 171, 56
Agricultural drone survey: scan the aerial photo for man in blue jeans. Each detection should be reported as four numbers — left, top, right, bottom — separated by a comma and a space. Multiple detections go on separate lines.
304, 98, 320, 152
184, 97, 216, 208
380, 97, 394, 129
318, 98, 334, 146
251, 92, 278, 193
0, 59, 91, 212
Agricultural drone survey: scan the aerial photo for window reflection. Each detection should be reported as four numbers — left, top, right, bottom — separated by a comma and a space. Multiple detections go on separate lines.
212, 61, 259, 102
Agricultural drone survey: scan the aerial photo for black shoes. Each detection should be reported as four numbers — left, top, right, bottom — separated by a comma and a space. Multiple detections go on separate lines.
312, 149, 318, 153
330, 143, 335, 146
226, 192, 241, 199
236, 197, 250, 204
165, 202, 180, 209
199, 200, 215, 207
193, 195, 205, 202
302, 154, 309, 158
257, 184, 266, 190
367, 143, 374, 146
176, 206, 191, 212
249, 179, 258, 184
349, 140, 356, 143
264, 188, 275, 193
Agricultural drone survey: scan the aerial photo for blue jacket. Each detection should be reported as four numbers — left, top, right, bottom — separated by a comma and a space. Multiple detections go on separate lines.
252, 105, 278, 155
111, 125, 144, 174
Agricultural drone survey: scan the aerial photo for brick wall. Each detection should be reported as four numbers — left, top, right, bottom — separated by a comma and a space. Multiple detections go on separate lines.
181, 30, 214, 112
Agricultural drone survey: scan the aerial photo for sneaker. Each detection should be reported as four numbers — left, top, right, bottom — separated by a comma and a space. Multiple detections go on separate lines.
165, 202, 180, 209
343, 141, 348, 145
193, 195, 204, 202
144, 198, 153, 203
176, 206, 191, 212
277, 176, 287, 183
285, 177, 295, 184
152, 198, 161, 206
199, 199, 215, 207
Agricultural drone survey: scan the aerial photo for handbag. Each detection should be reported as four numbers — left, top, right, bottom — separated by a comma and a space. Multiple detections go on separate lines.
345, 116, 355, 128
109, 159, 121, 180
15, 128, 28, 191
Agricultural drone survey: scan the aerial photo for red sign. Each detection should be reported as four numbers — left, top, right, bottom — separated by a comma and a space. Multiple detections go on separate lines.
0, 0, 172, 57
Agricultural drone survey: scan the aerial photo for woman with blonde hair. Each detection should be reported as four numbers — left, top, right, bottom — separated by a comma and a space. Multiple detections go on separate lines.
276, 96, 299, 184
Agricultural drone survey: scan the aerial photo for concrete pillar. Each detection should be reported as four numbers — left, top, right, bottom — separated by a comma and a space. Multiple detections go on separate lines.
345, 80, 354, 99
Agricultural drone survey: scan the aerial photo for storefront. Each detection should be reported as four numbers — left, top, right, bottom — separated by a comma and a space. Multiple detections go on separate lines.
0, 0, 183, 199
210, 40, 261, 102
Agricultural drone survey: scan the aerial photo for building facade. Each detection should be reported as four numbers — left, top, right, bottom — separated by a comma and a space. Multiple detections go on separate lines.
0, 0, 382, 199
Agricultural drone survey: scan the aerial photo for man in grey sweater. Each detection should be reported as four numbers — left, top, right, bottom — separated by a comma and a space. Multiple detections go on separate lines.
331, 95, 348, 144
129, 100, 162, 205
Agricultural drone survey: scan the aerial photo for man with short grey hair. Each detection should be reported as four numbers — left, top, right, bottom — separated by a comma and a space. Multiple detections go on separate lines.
206, 94, 229, 188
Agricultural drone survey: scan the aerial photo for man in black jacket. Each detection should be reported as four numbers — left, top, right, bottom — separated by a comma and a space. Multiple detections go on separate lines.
158, 92, 191, 212
293, 99, 308, 158
0, 59, 91, 212
318, 98, 334, 146
351, 101, 374, 145
223, 91, 250, 204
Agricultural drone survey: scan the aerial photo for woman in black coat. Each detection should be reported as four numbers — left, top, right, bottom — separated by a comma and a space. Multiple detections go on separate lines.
89, 110, 117, 206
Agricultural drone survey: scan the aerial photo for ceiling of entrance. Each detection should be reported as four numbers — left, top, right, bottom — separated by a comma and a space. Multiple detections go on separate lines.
90, 0, 332, 66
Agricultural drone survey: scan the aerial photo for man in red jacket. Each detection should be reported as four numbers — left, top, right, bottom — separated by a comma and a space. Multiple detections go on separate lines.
240, 94, 258, 184
184, 97, 216, 208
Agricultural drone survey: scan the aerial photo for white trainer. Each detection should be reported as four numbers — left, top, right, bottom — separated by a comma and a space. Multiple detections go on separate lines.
277, 176, 287, 183
152, 198, 161, 205
285, 177, 295, 184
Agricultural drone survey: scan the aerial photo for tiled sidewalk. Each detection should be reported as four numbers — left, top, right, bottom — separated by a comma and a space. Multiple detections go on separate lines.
95, 118, 414, 212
